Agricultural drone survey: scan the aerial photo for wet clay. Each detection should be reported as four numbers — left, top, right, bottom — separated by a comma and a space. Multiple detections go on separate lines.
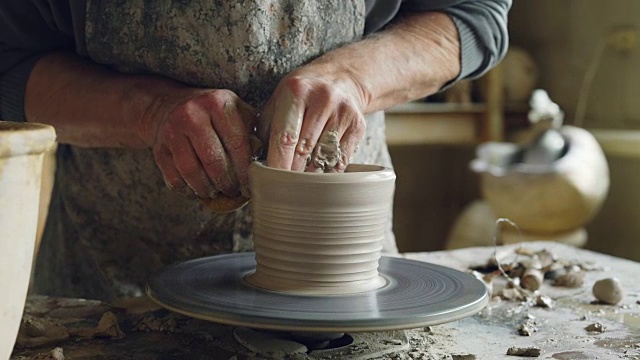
197, 101, 259, 213
312, 130, 342, 172
246, 161, 395, 295
199, 194, 249, 213
265, 88, 304, 166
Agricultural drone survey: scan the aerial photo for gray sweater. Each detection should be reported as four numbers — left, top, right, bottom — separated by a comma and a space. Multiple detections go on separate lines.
0, 0, 511, 122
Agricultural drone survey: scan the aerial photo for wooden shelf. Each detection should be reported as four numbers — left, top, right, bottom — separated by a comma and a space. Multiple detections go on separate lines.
385, 106, 482, 146
386, 102, 486, 114
383, 66, 506, 145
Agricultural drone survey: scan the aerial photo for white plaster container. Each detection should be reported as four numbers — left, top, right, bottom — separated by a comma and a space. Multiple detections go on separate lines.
247, 162, 395, 295
0, 122, 56, 360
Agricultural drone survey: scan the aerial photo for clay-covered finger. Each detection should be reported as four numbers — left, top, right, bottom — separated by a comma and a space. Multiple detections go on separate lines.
212, 101, 256, 197
289, 137, 316, 172
154, 145, 193, 198
334, 112, 366, 172
170, 136, 216, 198
289, 104, 333, 172
235, 99, 259, 131
265, 88, 304, 170
188, 120, 239, 197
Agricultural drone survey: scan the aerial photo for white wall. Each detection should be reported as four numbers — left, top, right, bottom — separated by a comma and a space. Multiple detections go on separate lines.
510, 0, 640, 129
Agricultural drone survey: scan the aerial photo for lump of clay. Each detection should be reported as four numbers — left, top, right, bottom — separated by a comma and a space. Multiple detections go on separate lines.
33, 347, 64, 360
15, 316, 69, 349
592, 277, 624, 305
585, 322, 606, 333
71, 311, 125, 339
506, 346, 541, 357
233, 327, 308, 357
553, 267, 585, 288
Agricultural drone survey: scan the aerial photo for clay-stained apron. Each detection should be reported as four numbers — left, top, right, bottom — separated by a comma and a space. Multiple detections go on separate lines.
35, 0, 396, 301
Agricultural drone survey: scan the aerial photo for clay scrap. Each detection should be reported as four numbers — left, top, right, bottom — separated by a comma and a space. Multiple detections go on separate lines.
592, 277, 624, 305
15, 316, 69, 349
553, 266, 585, 288
32, 347, 64, 360
451, 354, 477, 360
517, 319, 538, 336
469, 245, 632, 350
534, 295, 553, 308
472, 246, 623, 305
70, 311, 125, 339
15, 310, 125, 352
584, 322, 606, 333
506, 346, 541, 357
233, 327, 308, 357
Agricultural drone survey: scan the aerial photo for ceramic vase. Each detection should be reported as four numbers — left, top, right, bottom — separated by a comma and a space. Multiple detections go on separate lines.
473, 126, 609, 234
247, 162, 395, 295
0, 122, 56, 360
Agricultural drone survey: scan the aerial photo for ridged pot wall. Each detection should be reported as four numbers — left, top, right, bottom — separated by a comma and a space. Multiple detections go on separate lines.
247, 162, 395, 295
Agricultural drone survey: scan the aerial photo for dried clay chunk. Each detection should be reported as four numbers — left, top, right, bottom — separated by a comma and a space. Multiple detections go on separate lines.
521, 269, 543, 291
506, 346, 541, 357
200, 195, 250, 213
553, 268, 585, 288
585, 322, 606, 333
592, 277, 624, 305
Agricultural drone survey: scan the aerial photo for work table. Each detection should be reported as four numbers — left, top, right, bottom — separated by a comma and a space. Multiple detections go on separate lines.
11, 242, 640, 359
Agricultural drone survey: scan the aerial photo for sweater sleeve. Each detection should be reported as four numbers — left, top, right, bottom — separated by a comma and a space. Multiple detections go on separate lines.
0, 0, 84, 122
405, 0, 511, 81
365, 0, 511, 82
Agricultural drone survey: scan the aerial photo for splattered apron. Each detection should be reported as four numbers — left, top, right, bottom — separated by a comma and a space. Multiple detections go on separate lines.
34, 0, 396, 301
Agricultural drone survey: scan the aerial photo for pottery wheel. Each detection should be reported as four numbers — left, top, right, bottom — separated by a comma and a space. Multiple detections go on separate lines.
146, 253, 488, 332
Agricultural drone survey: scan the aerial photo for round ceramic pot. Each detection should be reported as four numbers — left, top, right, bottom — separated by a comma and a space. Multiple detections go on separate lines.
246, 162, 396, 295
473, 126, 609, 233
0, 122, 56, 360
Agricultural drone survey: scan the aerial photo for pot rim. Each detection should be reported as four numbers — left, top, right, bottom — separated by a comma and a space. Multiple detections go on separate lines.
249, 161, 395, 183
0, 121, 57, 158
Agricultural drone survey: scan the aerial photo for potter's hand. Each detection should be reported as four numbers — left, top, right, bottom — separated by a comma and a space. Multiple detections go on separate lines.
256, 12, 474, 173
258, 67, 367, 172
142, 88, 257, 199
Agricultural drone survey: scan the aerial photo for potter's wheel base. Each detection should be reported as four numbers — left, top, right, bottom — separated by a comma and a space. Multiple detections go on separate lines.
244, 271, 388, 296
233, 327, 410, 359
146, 253, 489, 332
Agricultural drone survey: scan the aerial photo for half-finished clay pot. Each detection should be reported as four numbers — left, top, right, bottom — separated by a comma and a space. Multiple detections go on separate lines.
0, 122, 56, 360
246, 162, 395, 295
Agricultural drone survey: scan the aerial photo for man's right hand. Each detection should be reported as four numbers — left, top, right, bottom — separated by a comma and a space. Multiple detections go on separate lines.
24, 54, 258, 202
141, 88, 257, 200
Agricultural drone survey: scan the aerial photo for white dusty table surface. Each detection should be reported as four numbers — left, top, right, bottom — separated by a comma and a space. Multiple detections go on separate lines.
11, 242, 640, 359
403, 241, 640, 359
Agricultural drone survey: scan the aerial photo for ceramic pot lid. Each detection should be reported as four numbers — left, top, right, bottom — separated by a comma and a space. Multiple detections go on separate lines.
146, 253, 489, 332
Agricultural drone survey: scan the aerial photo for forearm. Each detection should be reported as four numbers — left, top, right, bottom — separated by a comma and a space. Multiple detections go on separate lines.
24, 52, 183, 148
306, 11, 460, 114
